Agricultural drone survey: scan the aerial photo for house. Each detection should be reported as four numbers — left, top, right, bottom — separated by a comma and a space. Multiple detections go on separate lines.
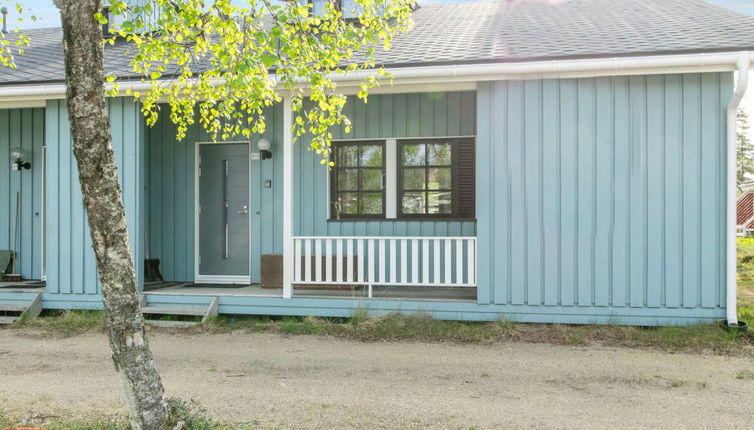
737, 181, 754, 236
1, 0, 754, 326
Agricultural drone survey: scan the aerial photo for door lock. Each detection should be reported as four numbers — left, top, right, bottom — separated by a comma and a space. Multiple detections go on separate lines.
236, 204, 249, 215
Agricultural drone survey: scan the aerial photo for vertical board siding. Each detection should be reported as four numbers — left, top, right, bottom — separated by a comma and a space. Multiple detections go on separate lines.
0, 108, 44, 280
296, 91, 477, 239
45, 99, 144, 294
477, 73, 731, 314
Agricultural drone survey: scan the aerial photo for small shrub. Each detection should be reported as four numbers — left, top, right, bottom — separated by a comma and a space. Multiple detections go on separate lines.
166, 398, 218, 430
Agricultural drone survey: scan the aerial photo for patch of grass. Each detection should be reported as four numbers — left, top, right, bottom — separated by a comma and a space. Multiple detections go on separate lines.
350, 307, 370, 326
166, 398, 224, 430
17, 310, 105, 337
279, 316, 321, 335
0, 410, 127, 430
736, 370, 754, 380
0, 399, 247, 430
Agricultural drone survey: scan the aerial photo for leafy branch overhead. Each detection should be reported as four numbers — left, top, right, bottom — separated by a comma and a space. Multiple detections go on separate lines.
105, 0, 414, 164
0, 1, 34, 68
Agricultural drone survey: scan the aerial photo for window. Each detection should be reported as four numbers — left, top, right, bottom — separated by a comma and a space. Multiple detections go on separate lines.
329, 138, 475, 220
398, 139, 475, 219
330, 142, 385, 219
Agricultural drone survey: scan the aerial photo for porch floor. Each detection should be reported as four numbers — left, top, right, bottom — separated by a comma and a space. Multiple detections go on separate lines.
144, 282, 476, 301
0, 280, 45, 293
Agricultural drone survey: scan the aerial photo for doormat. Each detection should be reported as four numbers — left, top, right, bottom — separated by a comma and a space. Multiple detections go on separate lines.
182, 283, 249, 289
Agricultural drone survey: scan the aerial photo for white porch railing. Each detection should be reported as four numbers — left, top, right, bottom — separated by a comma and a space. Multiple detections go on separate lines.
292, 236, 476, 296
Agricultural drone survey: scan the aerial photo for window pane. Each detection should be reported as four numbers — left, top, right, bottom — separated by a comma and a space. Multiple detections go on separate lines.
403, 167, 426, 190
402, 192, 425, 214
361, 192, 383, 214
427, 143, 452, 165
428, 191, 452, 214
428, 167, 452, 190
360, 145, 383, 167
336, 193, 359, 215
402, 144, 425, 166
338, 145, 359, 167
361, 169, 383, 191
337, 169, 359, 191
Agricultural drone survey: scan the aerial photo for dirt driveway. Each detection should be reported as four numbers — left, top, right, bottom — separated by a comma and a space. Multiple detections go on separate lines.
1, 330, 753, 429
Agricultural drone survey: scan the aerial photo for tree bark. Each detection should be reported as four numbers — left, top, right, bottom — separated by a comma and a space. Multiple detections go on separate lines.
53, 1, 169, 428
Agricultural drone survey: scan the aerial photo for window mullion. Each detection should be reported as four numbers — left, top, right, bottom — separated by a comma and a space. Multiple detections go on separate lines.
386, 139, 397, 219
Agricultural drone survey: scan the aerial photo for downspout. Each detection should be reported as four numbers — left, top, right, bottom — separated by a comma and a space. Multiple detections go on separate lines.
727, 53, 750, 327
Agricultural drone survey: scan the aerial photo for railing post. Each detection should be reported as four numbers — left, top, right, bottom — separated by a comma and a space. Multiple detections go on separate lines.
282, 97, 294, 298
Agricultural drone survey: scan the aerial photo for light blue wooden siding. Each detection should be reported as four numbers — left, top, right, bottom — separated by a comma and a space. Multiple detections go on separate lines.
146, 104, 284, 283
45, 98, 144, 294
0, 108, 44, 279
477, 73, 731, 314
296, 91, 477, 238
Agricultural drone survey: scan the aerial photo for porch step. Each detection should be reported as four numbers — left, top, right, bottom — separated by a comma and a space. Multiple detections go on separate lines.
145, 320, 200, 328
0, 303, 28, 312
0, 293, 42, 325
141, 296, 219, 327
142, 306, 206, 316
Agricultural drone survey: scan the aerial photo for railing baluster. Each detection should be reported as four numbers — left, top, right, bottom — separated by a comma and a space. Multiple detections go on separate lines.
304, 239, 311, 283
346, 239, 354, 283
400, 239, 407, 283
336, 239, 343, 283
368, 239, 375, 284
468, 239, 475, 286
315, 239, 322, 282
456, 239, 464, 284
444, 239, 452, 285
389, 239, 397, 284
433, 239, 441, 284
378, 239, 386, 283
294, 239, 301, 283
422, 239, 429, 284
411, 239, 418, 284
357, 239, 364, 283
325, 239, 332, 283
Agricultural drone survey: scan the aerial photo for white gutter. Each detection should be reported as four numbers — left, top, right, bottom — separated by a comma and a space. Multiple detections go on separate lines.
0, 51, 750, 101
727, 53, 750, 327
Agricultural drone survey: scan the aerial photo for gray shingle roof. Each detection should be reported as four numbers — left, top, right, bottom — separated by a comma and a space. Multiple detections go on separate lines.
3, 0, 754, 85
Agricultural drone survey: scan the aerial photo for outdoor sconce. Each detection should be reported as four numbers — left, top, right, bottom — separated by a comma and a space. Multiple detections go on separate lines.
10, 147, 31, 170
257, 138, 272, 160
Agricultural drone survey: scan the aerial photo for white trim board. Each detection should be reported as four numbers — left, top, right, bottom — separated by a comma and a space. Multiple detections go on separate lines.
193, 140, 252, 285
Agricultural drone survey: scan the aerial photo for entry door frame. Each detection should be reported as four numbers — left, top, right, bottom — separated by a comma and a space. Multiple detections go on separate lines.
194, 141, 252, 284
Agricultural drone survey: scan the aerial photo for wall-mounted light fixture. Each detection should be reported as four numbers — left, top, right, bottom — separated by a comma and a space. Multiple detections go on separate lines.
257, 138, 272, 160
10, 147, 31, 170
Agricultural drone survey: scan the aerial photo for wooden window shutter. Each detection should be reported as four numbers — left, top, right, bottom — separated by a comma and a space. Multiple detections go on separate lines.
455, 139, 476, 219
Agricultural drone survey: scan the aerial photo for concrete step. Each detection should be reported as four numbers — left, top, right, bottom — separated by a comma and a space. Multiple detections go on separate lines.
145, 320, 199, 328
141, 306, 206, 316
0, 316, 19, 325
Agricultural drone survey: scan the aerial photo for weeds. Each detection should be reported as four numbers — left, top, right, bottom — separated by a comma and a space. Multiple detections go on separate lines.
6, 308, 753, 356
16, 309, 105, 337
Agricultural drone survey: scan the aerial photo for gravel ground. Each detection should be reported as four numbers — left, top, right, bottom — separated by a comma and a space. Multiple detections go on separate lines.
1, 329, 753, 429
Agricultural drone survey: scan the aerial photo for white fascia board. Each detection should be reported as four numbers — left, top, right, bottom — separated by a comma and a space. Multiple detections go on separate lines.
0, 51, 749, 103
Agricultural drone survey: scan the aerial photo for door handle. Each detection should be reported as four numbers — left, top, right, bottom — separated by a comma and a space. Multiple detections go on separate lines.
236, 204, 249, 215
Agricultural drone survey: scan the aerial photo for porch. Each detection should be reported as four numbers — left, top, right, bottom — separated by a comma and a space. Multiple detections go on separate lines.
143, 91, 479, 303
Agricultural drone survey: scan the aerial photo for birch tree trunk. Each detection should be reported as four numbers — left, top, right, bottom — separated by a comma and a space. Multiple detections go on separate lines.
53, 0, 169, 428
